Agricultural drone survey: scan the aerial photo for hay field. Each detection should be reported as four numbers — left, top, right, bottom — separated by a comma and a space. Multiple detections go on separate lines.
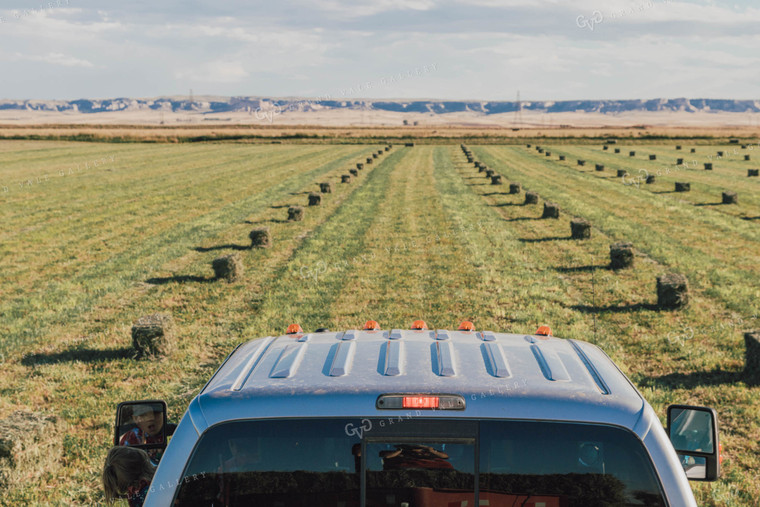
3, 123, 760, 144
0, 140, 758, 505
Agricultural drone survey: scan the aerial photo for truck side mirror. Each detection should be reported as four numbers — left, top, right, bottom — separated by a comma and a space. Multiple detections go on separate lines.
667, 405, 720, 481
114, 400, 168, 452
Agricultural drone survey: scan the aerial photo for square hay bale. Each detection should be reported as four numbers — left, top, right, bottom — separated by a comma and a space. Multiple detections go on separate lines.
526, 144, 532, 148
537, 148, 544, 154
614, 148, 621, 154
577, 159, 586, 166
722, 191, 738, 204
704, 163, 713, 170
405, 142, 415, 147
595, 164, 605, 171
0, 411, 65, 491
629, 151, 636, 157
366, 158, 373, 164
485, 170, 494, 178
570, 218, 591, 239
749, 169, 759, 177
745, 155, 751, 161
676, 158, 684, 165
341, 174, 352, 183
356, 163, 364, 170
675, 182, 690, 192
545, 151, 552, 157
212, 253, 243, 282
646, 175, 656, 184
717, 151, 724, 157
131, 313, 175, 358
657, 273, 689, 309
509, 182, 522, 194
745, 331, 760, 384
350, 168, 358, 176
690, 148, 696, 153
287, 206, 304, 223
491, 174, 503, 185
610, 242, 634, 270
308, 192, 322, 206
249, 227, 271, 248
617, 169, 627, 178
542, 202, 560, 219
385, 146, 390, 151
603, 145, 609, 151
559, 155, 566, 161
676, 145, 682, 150
372, 153, 378, 159
319, 182, 332, 194
729, 139, 739, 144
524, 191, 538, 204
649, 154, 657, 160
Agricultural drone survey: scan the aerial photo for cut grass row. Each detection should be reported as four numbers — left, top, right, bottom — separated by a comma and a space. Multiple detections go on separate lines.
0, 143, 376, 357
541, 144, 760, 221
1, 143, 392, 505
475, 146, 760, 312
471, 145, 760, 505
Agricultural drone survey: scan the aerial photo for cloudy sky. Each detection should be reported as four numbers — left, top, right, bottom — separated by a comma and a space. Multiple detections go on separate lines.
0, 0, 758, 101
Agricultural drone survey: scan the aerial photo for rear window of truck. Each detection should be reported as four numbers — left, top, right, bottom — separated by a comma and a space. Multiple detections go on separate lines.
173, 418, 665, 506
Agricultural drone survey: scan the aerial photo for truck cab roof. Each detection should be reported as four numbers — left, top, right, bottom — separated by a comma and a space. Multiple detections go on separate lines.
191, 328, 649, 435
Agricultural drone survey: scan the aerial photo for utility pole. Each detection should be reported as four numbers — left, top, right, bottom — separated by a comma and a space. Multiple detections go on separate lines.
514, 90, 523, 127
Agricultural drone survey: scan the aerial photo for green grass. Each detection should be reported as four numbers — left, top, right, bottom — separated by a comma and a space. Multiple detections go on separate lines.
1, 141, 758, 505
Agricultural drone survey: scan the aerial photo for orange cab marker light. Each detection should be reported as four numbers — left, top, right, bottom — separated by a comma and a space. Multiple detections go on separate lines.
363, 320, 381, 331
536, 325, 552, 337
286, 323, 303, 334
411, 320, 428, 330
719, 443, 723, 465
403, 396, 439, 409
458, 320, 475, 331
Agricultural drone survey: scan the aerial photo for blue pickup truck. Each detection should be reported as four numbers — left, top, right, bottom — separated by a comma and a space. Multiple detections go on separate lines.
116, 321, 720, 506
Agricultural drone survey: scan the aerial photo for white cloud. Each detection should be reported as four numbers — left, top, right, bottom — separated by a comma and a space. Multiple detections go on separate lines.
0, 0, 759, 99
295, 0, 436, 18
15, 52, 94, 67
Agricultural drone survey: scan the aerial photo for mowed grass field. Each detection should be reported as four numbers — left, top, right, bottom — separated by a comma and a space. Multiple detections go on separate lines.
0, 139, 758, 505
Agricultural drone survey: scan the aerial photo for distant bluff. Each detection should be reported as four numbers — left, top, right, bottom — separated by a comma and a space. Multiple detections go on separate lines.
2, 96, 759, 115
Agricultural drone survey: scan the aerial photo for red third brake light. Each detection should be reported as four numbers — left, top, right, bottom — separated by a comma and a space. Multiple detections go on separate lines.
402, 396, 440, 409
536, 325, 553, 337
411, 320, 428, 330
286, 323, 303, 334
458, 320, 475, 331
363, 320, 380, 330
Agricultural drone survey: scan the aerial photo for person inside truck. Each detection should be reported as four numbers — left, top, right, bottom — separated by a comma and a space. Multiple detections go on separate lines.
119, 404, 165, 446
102, 446, 155, 507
